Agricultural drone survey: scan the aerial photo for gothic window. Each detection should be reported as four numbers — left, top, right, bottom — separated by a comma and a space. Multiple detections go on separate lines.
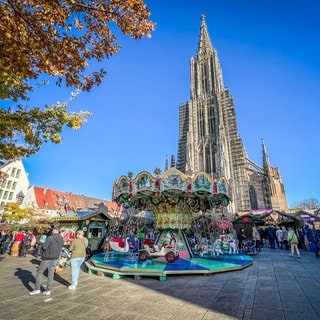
249, 186, 258, 210
205, 145, 210, 173
208, 103, 216, 135
197, 105, 205, 137
271, 182, 277, 196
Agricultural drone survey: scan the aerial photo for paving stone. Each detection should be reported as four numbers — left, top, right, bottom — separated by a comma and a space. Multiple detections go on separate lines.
1, 248, 320, 320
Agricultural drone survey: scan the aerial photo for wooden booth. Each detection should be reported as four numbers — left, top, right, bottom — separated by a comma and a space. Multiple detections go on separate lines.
51, 210, 113, 254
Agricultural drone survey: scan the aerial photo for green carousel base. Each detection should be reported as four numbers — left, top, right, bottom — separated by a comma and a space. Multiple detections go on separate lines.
86, 252, 254, 281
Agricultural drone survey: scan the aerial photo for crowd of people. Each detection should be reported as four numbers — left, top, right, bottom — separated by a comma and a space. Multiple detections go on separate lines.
243, 223, 320, 258
1, 220, 320, 297
0, 227, 54, 257
0, 226, 89, 296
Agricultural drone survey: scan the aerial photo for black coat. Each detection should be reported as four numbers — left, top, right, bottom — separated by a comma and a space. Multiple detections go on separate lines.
41, 233, 64, 260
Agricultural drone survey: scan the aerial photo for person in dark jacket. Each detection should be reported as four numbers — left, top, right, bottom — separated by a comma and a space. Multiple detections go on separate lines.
237, 228, 246, 252
29, 227, 64, 296
266, 225, 277, 249
306, 224, 320, 258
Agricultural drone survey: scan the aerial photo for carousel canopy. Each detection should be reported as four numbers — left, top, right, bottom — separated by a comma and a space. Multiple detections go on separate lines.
112, 168, 232, 212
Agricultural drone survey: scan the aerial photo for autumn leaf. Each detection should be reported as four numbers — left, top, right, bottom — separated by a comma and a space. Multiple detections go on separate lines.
0, 0, 155, 160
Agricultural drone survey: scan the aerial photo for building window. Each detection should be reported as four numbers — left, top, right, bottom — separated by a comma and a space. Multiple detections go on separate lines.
0, 190, 3, 198
12, 181, 17, 190
8, 192, 13, 200
3, 191, 8, 200
11, 168, 16, 177
249, 186, 258, 210
1, 179, 6, 188
7, 180, 12, 189
16, 169, 21, 178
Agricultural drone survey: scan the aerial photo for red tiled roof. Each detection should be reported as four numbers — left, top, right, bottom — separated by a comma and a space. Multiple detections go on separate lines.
33, 186, 57, 210
32, 186, 117, 214
105, 200, 122, 217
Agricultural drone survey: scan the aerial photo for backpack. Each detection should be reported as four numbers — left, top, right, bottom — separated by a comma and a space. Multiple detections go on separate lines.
39, 234, 47, 244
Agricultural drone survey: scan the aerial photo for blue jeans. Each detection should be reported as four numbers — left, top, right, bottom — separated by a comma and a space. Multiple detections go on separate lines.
309, 242, 320, 258
35, 259, 58, 291
70, 257, 85, 286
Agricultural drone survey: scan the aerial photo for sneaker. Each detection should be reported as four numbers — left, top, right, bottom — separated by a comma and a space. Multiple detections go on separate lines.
43, 291, 51, 296
289, 254, 293, 257
297, 255, 301, 258
29, 290, 41, 295
68, 285, 76, 290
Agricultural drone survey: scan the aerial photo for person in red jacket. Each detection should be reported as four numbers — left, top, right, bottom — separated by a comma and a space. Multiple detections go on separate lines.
14, 229, 25, 256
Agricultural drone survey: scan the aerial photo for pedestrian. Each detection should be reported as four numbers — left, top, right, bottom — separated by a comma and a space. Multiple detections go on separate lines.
0, 231, 11, 254
36, 228, 50, 258
29, 226, 64, 296
258, 227, 265, 247
6, 231, 15, 253
138, 223, 145, 249
20, 230, 32, 257
237, 228, 246, 252
14, 228, 25, 256
306, 224, 320, 258
168, 230, 176, 247
252, 226, 261, 251
275, 227, 283, 249
297, 227, 306, 250
287, 227, 300, 258
68, 230, 88, 290
281, 226, 289, 250
266, 225, 276, 249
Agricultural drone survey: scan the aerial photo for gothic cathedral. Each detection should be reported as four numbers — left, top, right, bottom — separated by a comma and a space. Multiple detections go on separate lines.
176, 15, 288, 214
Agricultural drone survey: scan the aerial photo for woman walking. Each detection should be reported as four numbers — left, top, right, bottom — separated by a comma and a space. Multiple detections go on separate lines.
287, 227, 300, 258
252, 226, 261, 251
68, 230, 88, 290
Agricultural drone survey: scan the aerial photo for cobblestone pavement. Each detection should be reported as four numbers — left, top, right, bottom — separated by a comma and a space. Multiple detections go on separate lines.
1, 247, 320, 320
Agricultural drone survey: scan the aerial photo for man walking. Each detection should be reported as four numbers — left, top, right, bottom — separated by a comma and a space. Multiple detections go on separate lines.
29, 226, 64, 296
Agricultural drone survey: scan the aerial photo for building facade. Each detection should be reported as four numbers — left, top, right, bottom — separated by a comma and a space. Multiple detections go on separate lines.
0, 159, 29, 210
176, 15, 288, 214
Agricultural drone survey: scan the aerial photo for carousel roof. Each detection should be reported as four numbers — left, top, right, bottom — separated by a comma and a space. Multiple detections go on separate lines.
112, 168, 232, 212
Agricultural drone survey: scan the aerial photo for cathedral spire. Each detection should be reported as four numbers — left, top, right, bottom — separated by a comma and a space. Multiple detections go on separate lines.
197, 14, 214, 58
262, 138, 271, 168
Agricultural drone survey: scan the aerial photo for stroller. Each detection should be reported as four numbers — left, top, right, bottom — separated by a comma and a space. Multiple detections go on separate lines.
241, 239, 257, 255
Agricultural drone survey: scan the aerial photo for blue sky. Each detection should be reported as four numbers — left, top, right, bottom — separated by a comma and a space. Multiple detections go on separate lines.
20, 0, 320, 208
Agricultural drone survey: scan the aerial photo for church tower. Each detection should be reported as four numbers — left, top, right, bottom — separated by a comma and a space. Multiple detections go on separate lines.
176, 15, 288, 213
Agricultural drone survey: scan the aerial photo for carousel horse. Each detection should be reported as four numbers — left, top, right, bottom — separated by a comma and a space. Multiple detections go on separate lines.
228, 239, 239, 254
212, 239, 224, 256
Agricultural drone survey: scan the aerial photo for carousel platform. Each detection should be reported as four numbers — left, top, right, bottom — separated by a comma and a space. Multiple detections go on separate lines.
86, 251, 254, 281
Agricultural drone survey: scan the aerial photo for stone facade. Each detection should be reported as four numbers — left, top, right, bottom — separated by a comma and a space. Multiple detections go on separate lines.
176, 15, 288, 213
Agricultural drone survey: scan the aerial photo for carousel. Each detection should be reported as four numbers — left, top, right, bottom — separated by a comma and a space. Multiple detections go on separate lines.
87, 168, 253, 280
